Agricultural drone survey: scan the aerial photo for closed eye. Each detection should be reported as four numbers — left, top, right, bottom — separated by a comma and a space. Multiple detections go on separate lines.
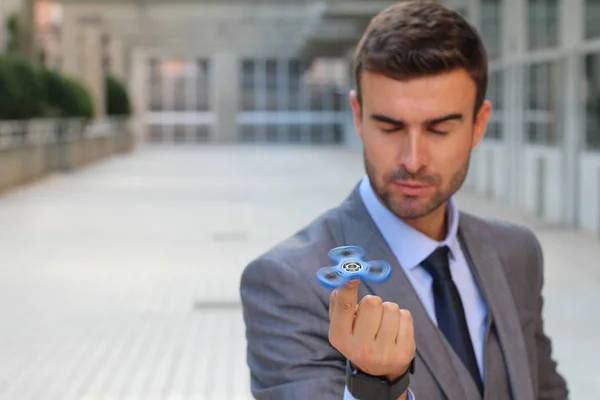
429, 127, 449, 135
429, 122, 458, 135
381, 126, 402, 133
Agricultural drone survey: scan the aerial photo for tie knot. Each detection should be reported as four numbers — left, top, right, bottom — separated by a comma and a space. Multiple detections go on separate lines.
421, 246, 451, 281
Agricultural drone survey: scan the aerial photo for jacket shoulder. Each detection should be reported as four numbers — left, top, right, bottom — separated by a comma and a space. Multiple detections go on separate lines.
460, 211, 541, 252
460, 211, 544, 287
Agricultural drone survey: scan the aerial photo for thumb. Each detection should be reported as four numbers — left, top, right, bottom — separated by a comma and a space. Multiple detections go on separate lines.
330, 279, 359, 337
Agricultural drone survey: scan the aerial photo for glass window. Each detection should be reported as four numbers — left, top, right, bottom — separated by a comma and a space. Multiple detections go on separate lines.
197, 59, 210, 111
240, 59, 255, 111
585, 0, 600, 39
585, 53, 600, 151
454, 6, 468, 17
171, 60, 187, 111
480, 0, 502, 60
266, 60, 278, 88
527, 0, 559, 50
523, 60, 563, 146
148, 58, 163, 111
266, 59, 279, 111
195, 125, 211, 142
239, 125, 253, 142
486, 69, 504, 139
288, 60, 305, 111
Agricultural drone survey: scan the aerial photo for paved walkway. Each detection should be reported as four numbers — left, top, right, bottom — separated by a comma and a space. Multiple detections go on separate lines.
0, 145, 597, 400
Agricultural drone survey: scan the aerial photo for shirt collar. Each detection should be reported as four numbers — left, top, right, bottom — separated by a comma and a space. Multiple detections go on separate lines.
359, 175, 460, 271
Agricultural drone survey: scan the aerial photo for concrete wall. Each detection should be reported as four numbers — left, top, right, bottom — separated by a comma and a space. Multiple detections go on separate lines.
0, 119, 134, 194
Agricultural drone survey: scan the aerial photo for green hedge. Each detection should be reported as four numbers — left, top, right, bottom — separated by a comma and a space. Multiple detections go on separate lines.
41, 68, 94, 119
105, 74, 132, 116
0, 55, 133, 121
0, 54, 96, 120
0, 55, 45, 119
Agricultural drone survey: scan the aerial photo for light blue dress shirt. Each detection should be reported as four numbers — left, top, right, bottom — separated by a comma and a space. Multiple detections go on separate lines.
343, 176, 487, 399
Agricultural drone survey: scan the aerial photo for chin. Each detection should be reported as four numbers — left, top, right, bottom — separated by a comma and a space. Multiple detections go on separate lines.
392, 205, 433, 220
387, 192, 448, 219
385, 198, 427, 219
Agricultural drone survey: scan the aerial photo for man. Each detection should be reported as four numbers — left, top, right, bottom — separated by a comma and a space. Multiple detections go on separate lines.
240, 1, 569, 399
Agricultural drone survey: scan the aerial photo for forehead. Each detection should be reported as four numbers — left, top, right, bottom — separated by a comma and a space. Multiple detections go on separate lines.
360, 69, 477, 121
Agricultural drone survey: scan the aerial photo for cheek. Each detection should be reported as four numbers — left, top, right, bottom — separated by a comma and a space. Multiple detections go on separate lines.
364, 132, 400, 166
429, 135, 472, 173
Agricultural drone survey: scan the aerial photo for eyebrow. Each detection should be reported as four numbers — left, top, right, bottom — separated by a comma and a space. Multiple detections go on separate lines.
370, 113, 464, 126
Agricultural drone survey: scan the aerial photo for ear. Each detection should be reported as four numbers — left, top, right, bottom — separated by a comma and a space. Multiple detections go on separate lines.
349, 90, 364, 141
471, 100, 492, 149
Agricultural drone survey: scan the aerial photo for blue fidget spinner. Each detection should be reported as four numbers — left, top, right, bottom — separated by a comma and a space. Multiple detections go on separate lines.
316, 245, 392, 289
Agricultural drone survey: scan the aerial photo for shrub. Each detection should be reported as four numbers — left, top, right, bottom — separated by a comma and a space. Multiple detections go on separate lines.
41, 67, 94, 119
0, 55, 45, 119
105, 74, 132, 116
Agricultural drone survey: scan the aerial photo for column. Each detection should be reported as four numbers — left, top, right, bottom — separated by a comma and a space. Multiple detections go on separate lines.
465, 0, 481, 29
256, 58, 266, 141
323, 60, 334, 144
80, 23, 105, 119
277, 58, 289, 142
60, 6, 79, 77
108, 37, 126, 80
560, 0, 584, 227
300, 58, 310, 142
185, 59, 195, 142
0, 1, 5, 52
213, 52, 240, 143
163, 56, 174, 141
129, 49, 148, 143
343, 47, 361, 147
503, 0, 527, 208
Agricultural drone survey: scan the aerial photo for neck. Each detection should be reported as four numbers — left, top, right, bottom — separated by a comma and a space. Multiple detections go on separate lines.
403, 203, 449, 241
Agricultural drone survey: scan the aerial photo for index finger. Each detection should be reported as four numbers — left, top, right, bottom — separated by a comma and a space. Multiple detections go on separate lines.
329, 279, 359, 339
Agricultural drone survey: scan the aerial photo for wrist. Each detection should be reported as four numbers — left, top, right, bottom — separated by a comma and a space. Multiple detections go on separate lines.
349, 361, 412, 383
385, 365, 409, 382
346, 358, 415, 400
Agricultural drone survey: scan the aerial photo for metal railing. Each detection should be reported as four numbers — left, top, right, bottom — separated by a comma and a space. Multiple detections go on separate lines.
0, 117, 130, 149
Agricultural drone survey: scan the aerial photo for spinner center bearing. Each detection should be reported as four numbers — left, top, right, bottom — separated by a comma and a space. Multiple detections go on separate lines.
341, 261, 363, 273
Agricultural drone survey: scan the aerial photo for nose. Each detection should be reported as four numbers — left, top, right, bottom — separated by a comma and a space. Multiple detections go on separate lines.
399, 129, 427, 173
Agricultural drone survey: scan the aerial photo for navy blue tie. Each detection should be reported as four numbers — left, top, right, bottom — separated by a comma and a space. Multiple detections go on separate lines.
421, 246, 483, 395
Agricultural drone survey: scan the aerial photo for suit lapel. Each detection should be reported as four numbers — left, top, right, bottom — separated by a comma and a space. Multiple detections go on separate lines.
336, 188, 467, 400
458, 212, 535, 400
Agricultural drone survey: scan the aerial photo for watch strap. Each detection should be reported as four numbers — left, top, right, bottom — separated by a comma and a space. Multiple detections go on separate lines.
346, 358, 414, 400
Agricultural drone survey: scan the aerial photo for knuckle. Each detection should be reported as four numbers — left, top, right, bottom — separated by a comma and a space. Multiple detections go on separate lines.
382, 302, 400, 313
340, 301, 355, 313
399, 309, 414, 322
361, 295, 383, 308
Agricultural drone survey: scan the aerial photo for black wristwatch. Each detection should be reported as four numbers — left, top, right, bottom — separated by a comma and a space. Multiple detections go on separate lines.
346, 358, 415, 400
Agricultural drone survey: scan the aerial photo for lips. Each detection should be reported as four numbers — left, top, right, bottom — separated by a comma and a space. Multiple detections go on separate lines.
393, 181, 434, 196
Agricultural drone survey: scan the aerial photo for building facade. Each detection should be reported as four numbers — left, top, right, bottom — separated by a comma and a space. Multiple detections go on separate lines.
451, 0, 600, 237
2, 0, 599, 237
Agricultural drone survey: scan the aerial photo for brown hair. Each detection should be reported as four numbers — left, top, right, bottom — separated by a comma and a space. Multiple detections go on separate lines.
354, 0, 488, 116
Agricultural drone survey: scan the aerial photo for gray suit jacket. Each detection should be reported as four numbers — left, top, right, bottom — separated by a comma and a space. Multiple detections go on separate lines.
240, 185, 569, 399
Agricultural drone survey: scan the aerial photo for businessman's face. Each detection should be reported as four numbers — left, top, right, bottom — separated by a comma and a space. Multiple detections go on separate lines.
350, 68, 491, 223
